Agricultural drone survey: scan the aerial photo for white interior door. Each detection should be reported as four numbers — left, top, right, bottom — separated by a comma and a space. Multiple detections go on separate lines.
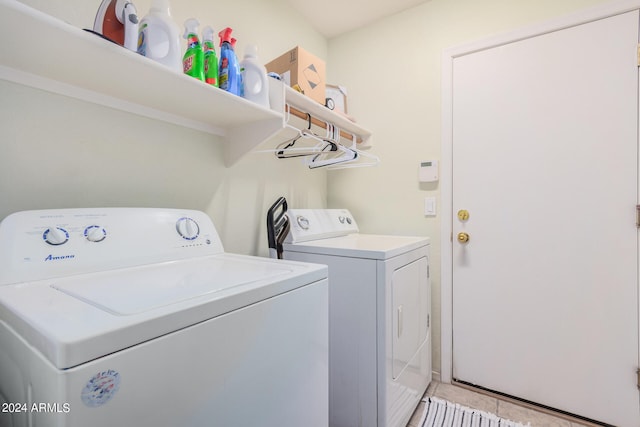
451, 10, 639, 426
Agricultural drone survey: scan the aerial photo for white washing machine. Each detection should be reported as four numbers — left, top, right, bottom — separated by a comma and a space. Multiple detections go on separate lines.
0, 208, 328, 427
282, 209, 431, 427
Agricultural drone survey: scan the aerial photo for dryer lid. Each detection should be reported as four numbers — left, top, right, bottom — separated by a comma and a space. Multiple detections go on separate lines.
284, 233, 429, 260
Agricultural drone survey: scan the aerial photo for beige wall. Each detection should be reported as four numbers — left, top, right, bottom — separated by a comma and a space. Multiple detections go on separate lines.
3, 0, 615, 377
326, 0, 611, 376
3, 0, 328, 256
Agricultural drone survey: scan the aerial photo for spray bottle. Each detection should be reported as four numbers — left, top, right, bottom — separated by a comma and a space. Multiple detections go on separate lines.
218, 27, 241, 96
240, 44, 269, 108
231, 37, 243, 97
202, 26, 219, 87
182, 18, 204, 81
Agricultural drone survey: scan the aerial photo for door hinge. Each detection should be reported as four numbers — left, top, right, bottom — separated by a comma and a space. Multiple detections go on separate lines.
427, 314, 430, 329
636, 205, 640, 228
637, 368, 640, 389
637, 44, 640, 66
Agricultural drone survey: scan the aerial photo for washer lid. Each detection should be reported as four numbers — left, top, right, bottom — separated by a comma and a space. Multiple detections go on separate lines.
0, 253, 327, 369
284, 234, 429, 260
52, 256, 294, 315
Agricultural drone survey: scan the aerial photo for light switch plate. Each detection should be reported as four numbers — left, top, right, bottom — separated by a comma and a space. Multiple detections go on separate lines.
424, 197, 436, 216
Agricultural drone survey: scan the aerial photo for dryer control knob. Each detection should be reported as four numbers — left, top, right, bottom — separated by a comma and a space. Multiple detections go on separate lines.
84, 225, 107, 242
176, 217, 200, 240
43, 227, 69, 246
296, 215, 310, 230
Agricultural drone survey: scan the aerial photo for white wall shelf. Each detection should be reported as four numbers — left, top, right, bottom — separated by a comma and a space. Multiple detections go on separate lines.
0, 0, 371, 167
271, 80, 372, 147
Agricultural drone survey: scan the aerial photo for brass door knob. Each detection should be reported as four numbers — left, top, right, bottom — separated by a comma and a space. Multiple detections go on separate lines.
457, 210, 470, 221
457, 232, 470, 243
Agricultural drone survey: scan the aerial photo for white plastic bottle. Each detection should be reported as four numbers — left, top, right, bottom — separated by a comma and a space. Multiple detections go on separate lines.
137, 0, 182, 72
240, 44, 270, 108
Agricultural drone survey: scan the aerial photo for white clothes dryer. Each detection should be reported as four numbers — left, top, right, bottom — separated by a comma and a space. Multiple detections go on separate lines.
282, 209, 431, 427
0, 208, 328, 427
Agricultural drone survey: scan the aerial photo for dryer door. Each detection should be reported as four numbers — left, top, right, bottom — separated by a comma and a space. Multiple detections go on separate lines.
391, 256, 429, 379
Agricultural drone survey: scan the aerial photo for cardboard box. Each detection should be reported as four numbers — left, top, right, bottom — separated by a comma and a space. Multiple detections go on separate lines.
265, 46, 326, 105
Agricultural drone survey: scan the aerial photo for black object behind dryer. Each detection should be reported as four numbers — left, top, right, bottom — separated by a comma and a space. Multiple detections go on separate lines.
266, 197, 290, 259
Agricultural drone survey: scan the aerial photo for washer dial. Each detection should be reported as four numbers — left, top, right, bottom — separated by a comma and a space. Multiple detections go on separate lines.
176, 217, 200, 240
43, 227, 69, 246
84, 225, 107, 242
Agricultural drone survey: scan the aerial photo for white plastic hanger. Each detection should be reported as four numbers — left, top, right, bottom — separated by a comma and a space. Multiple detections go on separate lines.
257, 104, 380, 169
306, 124, 358, 169
324, 133, 380, 170
274, 127, 332, 158
257, 107, 332, 158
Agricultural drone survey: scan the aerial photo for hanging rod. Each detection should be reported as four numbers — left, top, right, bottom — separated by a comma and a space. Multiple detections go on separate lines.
287, 105, 363, 144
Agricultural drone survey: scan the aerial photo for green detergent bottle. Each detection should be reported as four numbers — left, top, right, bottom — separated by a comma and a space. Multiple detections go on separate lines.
182, 18, 204, 81
202, 26, 219, 87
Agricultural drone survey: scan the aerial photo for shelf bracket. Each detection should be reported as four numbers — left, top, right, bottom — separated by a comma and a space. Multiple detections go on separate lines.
225, 117, 285, 166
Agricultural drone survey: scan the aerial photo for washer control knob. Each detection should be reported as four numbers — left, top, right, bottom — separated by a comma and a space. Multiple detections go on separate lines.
346, 217, 352, 225
176, 217, 200, 240
296, 215, 310, 230
43, 227, 69, 246
338, 216, 345, 224
84, 225, 107, 242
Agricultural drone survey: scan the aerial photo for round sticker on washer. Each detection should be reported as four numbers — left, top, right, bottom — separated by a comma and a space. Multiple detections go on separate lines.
81, 369, 121, 407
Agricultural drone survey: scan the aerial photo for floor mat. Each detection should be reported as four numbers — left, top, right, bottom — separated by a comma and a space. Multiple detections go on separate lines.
419, 397, 530, 427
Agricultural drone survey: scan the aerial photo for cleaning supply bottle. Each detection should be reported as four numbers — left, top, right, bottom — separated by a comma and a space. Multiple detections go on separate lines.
202, 26, 219, 87
231, 38, 244, 97
240, 44, 269, 108
182, 18, 204, 81
218, 27, 241, 96
137, 0, 181, 72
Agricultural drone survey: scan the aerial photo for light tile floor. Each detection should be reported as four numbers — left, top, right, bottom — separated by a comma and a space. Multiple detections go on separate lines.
406, 381, 595, 427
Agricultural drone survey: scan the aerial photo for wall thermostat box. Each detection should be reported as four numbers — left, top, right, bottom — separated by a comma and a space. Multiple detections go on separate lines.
419, 160, 439, 182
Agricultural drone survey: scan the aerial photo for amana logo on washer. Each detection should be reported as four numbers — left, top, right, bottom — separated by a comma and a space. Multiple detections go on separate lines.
44, 254, 76, 262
